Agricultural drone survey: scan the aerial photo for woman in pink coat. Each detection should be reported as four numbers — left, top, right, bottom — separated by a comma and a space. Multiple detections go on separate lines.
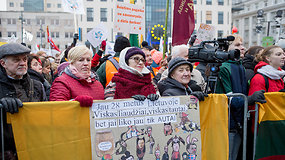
50, 45, 104, 106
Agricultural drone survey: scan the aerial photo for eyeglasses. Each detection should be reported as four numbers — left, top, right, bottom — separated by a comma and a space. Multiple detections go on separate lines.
129, 57, 146, 63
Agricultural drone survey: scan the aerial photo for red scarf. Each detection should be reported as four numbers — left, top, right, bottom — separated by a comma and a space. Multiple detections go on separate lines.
112, 68, 156, 99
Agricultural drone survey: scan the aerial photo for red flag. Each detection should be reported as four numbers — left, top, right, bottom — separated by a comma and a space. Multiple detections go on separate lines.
47, 26, 61, 52
172, 0, 195, 46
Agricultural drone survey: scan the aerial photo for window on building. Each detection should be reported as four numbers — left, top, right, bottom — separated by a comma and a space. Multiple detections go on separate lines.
206, 0, 212, 5
111, 9, 113, 22
87, 0, 93, 1
8, 32, 16, 37
69, 32, 73, 38
193, 0, 197, 4
7, 19, 11, 24
218, 0, 224, 5
87, 8, 94, 22
26, 19, 31, 25
87, 28, 93, 33
118, 0, 124, 1
56, 19, 59, 25
65, 32, 69, 38
0, 32, 2, 38
37, 32, 41, 38
56, 32, 59, 38
264, 0, 268, 6
218, 30, 223, 37
12, 19, 16, 24
57, 3, 61, 8
0, 19, 1, 24
51, 32, 55, 38
101, 0, 107, 1
47, 3, 51, 8
41, 32, 45, 38
37, 19, 45, 25
206, 11, 212, 24
100, 8, 107, 22
9, 2, 14, 7
218, 12, 224, 24
20, 3, 24, 7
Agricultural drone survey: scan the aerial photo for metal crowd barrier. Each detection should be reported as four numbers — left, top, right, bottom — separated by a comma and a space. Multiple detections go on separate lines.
226, 93, 248, 160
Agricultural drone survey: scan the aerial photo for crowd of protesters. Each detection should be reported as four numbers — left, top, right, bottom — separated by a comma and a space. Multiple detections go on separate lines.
0, 33, 284, 160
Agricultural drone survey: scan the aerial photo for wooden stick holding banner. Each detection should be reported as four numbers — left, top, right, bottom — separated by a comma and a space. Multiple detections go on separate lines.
163, 0, 169, 59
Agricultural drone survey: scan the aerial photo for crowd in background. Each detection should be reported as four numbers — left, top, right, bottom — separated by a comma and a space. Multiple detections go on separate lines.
0, 34, 284, 159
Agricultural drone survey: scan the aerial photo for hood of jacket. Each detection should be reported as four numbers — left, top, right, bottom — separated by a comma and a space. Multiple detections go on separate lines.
242, 54, 257, 70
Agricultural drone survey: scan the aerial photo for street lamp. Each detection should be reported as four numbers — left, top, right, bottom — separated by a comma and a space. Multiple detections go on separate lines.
275, 10, 283, 42
256, 9, 283, 45
256, 9, 264, 45
18, 11, 25, 43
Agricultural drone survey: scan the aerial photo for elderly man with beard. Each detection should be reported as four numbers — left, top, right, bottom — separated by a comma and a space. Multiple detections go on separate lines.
0, 43, 47, 159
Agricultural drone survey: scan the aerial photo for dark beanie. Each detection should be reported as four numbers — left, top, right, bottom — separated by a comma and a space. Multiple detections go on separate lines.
125, 47, 145, 63
141, 41, 148, 47
114, 36, 131, 52
168, 57, 193, 77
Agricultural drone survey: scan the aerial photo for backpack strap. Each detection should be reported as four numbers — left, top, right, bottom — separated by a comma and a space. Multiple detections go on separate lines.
108, 57, 120, 71
257, 73, 269, 92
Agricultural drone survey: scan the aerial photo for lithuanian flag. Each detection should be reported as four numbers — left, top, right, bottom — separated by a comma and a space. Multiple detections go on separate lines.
255, 92, 285, 160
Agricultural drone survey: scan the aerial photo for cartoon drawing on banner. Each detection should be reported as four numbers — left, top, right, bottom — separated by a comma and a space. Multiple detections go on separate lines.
146, 126, 155, 154
126, 125, 144, 139
120, 151, 134, 160
167, 136, 185, 160
136, 137, 146, 160
183, 134, 198, 160
164, 122, 173, 136
162, 145, 169, 160
115, 132, 129, 155
186, 95, 198, 110
155, 144, 160, 160
95, 130, 114, 159
101, 154, 113, 160
179, 112, 201, 133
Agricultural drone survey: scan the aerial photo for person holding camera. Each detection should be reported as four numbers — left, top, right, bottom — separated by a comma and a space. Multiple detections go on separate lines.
215, 34, 266, 160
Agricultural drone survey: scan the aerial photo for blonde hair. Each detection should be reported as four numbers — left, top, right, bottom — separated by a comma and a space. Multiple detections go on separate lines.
68, 45, 92, 64
260, 45, 281, 63
228, 34, 243, 45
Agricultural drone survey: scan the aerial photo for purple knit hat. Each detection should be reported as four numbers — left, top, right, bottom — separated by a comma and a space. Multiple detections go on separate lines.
125, 47, 145, 63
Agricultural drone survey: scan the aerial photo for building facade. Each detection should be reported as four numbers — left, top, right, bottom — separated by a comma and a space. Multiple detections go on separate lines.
193, 0, 232, 38
1, 0, 145, 50
232, 0, 285, 48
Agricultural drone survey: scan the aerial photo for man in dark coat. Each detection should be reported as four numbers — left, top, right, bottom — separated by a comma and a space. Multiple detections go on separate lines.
0, 43, 47, 159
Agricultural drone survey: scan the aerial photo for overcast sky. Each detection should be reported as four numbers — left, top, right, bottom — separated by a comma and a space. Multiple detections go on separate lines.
0, 0, 7, 11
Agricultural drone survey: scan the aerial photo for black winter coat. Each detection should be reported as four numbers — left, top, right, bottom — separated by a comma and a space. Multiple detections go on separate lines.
158, 78, 201, 96
0, 67, 47, 154
28, 69, 51, 99
242, 54, 258, 83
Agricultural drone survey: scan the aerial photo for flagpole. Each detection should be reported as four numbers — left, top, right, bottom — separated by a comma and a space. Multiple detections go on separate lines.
73, 8, 78, 34
163, 0, 169, 59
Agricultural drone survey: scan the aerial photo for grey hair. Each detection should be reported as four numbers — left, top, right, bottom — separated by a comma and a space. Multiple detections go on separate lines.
172, 44, 189, 58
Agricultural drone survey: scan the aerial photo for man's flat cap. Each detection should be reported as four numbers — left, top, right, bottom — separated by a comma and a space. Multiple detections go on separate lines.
0, 43, 31, 59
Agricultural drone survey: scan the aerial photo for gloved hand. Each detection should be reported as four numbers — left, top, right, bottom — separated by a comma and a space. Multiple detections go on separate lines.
100, 40, 106, 51
75, 95, 93, 107
279, 89, 285, 92
248, 90, 266, 106
147, 94, 159, 101
191, 91, 208, 101
0, 97, 23, 114
73, 33, 79, 40
131, 95, 146, 101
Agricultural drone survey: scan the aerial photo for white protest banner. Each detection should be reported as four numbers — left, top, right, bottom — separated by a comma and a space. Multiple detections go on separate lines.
62, 0, 85, 15
193, 23, 216, 46
87, 23, 108, 48
90, 96, 201, 160
114, 2, 145, 34
105, 42, 116, 56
